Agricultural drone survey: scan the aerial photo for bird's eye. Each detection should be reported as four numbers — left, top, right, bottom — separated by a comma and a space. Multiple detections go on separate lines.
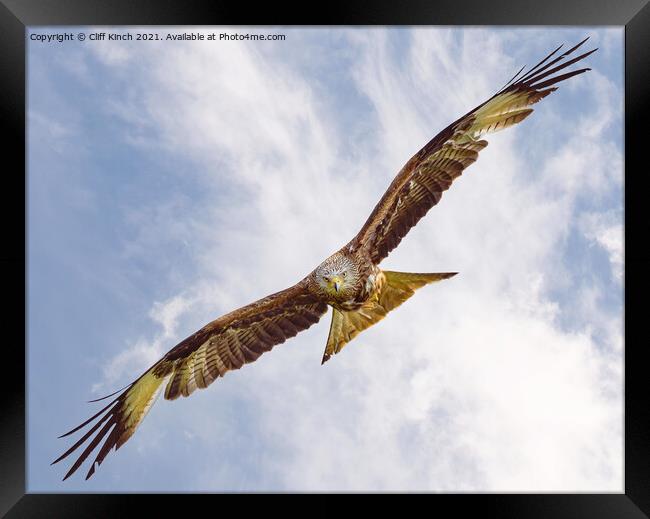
342, 272, 346, 277
324, 276, 330, 282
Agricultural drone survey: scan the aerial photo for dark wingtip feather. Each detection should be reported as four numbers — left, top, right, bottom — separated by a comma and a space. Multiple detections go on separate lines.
56, 366, 168, 480
515, 38, 596, 90
86, 463, 97, 480
516, 43, 564, 84
54, 385, 131, 479
87, 382, 131, 403
57, 395, 121, 439
564, 36, 590, 55
60, 419, 117, 481
497, 64, 527, 94
52, 402, 118, 466
529, 67, 592, 90
518, 47, 596, 93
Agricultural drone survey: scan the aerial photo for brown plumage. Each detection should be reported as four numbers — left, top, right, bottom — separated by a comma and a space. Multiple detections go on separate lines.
54, 38, 596, 480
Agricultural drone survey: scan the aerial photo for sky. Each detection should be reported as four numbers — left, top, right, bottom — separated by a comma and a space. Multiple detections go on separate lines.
27, 27, 623, 492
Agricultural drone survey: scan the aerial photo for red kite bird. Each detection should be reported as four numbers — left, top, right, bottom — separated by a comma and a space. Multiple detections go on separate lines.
54, 38, 596, 480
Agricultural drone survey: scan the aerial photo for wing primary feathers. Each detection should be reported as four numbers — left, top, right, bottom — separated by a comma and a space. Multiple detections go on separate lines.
52, 402, 119, 465
64, 419, 117, 481
495, 40, 568, 95
517, 38, 588, 84
86, 421, 124, 480
496, 64, 526, 95
529, 67, 592, 91
522, 48, 598, 86
524, 48, 598, 87
57, 394, 123, 438
86, 382, 132, 403
560, 35, 591, 58
513, 43, 565, 85
53, 372, 165, 480
518, 39, 593, 86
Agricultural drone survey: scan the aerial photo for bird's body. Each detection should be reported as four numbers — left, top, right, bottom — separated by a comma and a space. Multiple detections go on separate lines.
54, 38, 597, 480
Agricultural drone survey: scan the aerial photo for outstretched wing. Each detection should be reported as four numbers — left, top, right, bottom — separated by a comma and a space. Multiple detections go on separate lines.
53, 281, 327, 480
349, 38, 597, 264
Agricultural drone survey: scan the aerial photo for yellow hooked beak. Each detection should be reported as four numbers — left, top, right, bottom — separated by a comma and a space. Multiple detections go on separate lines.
330, 275, 342, 293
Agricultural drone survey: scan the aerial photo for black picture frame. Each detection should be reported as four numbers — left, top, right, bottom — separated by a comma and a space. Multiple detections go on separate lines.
3, 0, 648, 515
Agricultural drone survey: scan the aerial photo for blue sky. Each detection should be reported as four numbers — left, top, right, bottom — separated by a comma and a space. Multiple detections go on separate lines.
28, 27, 623, 491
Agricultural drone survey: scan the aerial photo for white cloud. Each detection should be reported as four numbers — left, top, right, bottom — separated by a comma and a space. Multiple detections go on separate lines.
88, 31, 133, 66
92, 294, 193, 392
77, 28, 621, 491
580, 211, 624, 282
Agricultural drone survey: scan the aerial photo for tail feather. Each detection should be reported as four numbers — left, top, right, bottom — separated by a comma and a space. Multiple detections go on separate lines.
321, 271, 457, 363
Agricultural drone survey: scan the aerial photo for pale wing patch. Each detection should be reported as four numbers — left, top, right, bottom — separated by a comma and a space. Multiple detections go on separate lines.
352, 39, 596, 265
55, 285, 327, 480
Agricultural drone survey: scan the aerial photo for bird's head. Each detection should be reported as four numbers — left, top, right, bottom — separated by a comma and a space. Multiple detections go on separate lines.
314, 252, 359, 299
323, 273, 345, 295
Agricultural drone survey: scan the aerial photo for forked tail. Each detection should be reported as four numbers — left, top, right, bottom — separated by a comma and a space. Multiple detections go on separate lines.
321, 271, 456, 363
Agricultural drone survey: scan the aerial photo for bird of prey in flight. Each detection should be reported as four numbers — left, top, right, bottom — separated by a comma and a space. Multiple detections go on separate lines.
53, 38, 596, 480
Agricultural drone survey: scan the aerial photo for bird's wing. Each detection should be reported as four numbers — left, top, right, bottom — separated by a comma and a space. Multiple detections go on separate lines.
53, 281, 327, 480
349, 38, 597, 264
